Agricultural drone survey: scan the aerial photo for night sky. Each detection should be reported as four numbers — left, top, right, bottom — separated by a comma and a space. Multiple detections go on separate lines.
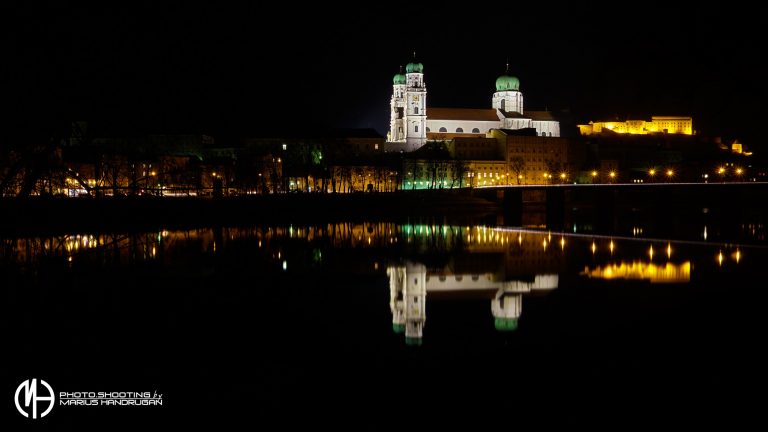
3, 2, 764, 145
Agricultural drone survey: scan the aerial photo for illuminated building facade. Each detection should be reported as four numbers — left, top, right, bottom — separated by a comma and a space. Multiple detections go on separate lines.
388, 61, 560, 151
388, 59, 428, 151
578, 116, 693, 136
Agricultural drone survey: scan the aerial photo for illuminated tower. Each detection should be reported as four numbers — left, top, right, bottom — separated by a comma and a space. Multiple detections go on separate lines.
404, 55, 427, 151
388, 67, 407, 142
492, 63, 523, 114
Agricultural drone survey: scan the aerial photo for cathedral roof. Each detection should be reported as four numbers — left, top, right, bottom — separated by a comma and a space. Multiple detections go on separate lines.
428, 108, 501, 122
500, 110, 556, 121
525, 111, 557, 121
393, 73, 406, 85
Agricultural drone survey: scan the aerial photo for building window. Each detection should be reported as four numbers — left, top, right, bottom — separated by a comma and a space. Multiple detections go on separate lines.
375, 143, 379, 150
500, 99, 506, 111
472, 128, 480, 133
414, 107, 419, 114
426, 127, 430, 132
415, 125, 419, 132
439, 127, 447, 133
456, 128, 464, 133
282, 144, 287, 150
399, 127, 402, 134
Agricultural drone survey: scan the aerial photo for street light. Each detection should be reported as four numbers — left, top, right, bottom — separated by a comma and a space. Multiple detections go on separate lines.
666, 169, 674, 180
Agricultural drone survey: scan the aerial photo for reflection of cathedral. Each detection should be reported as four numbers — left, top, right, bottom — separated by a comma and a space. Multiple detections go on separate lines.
388, 260, 558, 345
388, 57, 560, 152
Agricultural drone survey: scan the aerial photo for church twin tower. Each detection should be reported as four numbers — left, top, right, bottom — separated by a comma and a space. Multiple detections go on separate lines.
388, 59, 427, 150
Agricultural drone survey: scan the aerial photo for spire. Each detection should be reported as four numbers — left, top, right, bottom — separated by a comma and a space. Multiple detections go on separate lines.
399, 65, 403, 74
505, 58, 510, 74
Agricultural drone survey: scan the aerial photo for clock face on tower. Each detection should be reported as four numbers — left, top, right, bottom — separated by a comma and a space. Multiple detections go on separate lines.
413, 95, 419, 102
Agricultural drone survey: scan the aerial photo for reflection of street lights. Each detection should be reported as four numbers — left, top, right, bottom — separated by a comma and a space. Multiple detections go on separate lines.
591, 170, 598, 183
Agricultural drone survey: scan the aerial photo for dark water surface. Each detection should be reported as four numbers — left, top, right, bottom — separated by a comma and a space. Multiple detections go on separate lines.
3, 222, 767, 428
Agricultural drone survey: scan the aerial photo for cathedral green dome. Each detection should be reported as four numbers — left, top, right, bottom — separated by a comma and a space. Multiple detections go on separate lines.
392, 323, 406, 333
495, 74, 520, 92
393, 73, 406, 85
494, 317, 519, 331
406, 62, 423, 73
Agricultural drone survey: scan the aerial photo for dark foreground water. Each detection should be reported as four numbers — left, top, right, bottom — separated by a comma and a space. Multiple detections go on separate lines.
3, 221, 767, 428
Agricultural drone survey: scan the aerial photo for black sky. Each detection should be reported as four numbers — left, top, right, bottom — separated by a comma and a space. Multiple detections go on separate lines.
2, 2, 764, 146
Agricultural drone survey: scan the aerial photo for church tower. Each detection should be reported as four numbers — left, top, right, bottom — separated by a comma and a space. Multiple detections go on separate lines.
492, 63, 523, 114
388, 66, 407, 142
404, 55, 427, 151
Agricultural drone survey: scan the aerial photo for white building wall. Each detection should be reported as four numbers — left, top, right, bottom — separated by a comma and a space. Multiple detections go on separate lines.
531, 120, 560, 137
426, 119, 501, 135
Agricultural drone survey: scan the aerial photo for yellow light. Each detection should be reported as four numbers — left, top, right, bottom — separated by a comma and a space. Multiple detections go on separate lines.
666, 169, 674, 177
518, 234, 522, 245
150, 171, 156, 176
542, 239, 548, 250
718, 251, 724, 266
591, 241, 596, 254
649, 245, 654, 260
591, 171, 598, 177
666, 243, 672, 259
735, 249, 741, 264
718, 167, 726, 174
609, 171, 616, 178
736, 168, 743, 175
649, 169, 656, 176
560, 237, 565, 250
609, 240, 614, 254
560, 173, 567, 179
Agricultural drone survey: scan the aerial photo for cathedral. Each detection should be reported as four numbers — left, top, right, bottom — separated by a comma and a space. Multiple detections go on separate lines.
388, 58, 560, 152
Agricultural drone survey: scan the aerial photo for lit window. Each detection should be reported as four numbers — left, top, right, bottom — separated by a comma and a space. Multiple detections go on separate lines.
282, 144, 287, 150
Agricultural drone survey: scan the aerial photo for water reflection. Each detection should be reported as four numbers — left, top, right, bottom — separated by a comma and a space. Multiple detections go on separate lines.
2, 222, 757, 348
388, 261, 558, 345
581, 261, 691, 283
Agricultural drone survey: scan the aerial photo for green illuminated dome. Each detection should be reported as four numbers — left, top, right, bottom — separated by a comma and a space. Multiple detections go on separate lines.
392, 323, 406, 334
406, 62, 423, 73
495, 74, 520, 92
393, 73, 406, 85
494, 317, 519, 332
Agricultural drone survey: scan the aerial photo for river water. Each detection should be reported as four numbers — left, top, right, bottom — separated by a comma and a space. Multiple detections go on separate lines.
3, 221, 767, 427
